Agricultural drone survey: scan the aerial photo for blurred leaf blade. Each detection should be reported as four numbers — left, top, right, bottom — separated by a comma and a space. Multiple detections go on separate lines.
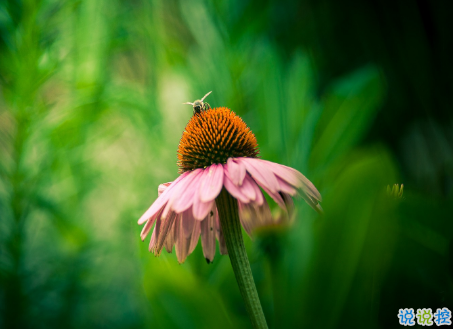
311, 66, 385, 169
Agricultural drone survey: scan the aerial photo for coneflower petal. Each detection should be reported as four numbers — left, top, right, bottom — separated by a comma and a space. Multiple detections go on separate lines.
164, 216, 178, 253
260, 160, 304, 189
250, 159, 322, 206
264, 160, 322, 202
257, 198, 273, 226
140, 208, 163, 240
299, 193, 323, 214
276, 176, 298, 196
239, 158, 279, 194
172, 169, 203, 213
175, 210, 200, 263
201, 206, 216, 263
155, 211, 177, 256
182, 210, 196, 237
192, 194, 214, 220
160, 202, 173, 224
149, 214, 161, 252
259, 184, 286, 209
223, 171, 250, 203
239, 199, 273, 232
189, 218, 201, 253
239, 173, 258, 201
288, 169, 322, 202
138, 172, 189, 225
199, 163, 224, 202
167, 169, 201, 212
175, 215, 189, 263
158, 182, 171, 196
238, 202, 256, 236
281, 193, 295, 219
226, 158, 246, 186
175, 210, 201, 263
251, 179, 264, 206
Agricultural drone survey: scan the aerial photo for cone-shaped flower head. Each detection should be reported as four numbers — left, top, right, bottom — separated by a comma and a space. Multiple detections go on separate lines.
138, 107, 322, 263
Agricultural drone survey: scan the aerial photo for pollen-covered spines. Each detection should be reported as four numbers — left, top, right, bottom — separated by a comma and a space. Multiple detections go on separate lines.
177, 107, 259, 173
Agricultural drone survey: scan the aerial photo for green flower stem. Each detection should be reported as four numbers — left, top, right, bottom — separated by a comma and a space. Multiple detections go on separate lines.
215, 188, 269, 329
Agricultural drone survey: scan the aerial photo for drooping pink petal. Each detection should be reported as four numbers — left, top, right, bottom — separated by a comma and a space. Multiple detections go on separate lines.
256, 198, 273, 226
164, 215, 178, 253
182, 210, 196, 237
138, 199, 165, 226
175, 215, 189, 263
149, 213, 162, 252
160, 202, 172, 224
260, 160, 303, 188
172, 169, 203, 213
239, 199, 273, 234
288, 168, 322, 202
138, 172, 189, 225
237, 160, 287, 209
140, 208, 163, 241
251, 179, 264, 206
186, 169, 215, 220
238, 202, 255, 237
223, 171, 250, 203
192, 178, 214, 220
299, 193, 324, 214
158, 182, 172, 196
260, 184, 286, 209
199, 164, 224, 202
263, 160, 322, 201
175, 211, 200, 263
164, 169, 202, 217
281, 193, 295, 219
276, 176, 298, 196
201, 206, 216, 263
226, 158, 246, 186
154, 211, 177, 256
189, 219, 201, 253
192, 199, 213, 220
171, 209, 200, 262
239, 157, 280, 194
235, 159, 247, 186
239, 173, 257, 201
316, 203, 323, 213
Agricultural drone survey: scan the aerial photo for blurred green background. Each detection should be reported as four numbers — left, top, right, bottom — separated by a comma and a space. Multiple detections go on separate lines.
1, 0, 452, 328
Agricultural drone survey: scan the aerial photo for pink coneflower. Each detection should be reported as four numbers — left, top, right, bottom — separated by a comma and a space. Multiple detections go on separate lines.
138, 106, 322, 263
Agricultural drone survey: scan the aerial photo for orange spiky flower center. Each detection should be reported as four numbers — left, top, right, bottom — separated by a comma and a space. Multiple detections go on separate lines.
177, 107, 259, 173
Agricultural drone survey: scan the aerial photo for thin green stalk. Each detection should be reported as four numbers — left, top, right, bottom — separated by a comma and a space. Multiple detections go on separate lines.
215, 188, 268, 329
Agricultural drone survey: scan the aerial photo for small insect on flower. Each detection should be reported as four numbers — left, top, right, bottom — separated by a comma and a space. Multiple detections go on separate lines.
183, 91, 212, 115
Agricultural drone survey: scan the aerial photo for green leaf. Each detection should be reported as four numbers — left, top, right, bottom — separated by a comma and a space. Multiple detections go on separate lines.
311, 66, 385, 169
